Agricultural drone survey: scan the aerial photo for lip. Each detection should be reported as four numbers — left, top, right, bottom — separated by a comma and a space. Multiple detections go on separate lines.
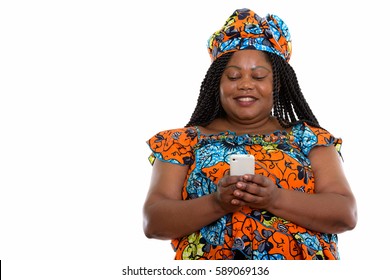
234, 95, 258, 106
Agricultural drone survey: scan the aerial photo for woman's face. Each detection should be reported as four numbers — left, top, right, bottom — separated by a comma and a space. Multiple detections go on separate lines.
219, 50, 274, 125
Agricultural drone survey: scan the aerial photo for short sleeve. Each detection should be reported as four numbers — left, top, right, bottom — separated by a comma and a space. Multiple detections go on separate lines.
146, 127, 198, 166
295, 123, 342, 157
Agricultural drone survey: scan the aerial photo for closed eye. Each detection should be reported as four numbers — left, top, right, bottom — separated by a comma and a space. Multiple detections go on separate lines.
253, 76, 266, 80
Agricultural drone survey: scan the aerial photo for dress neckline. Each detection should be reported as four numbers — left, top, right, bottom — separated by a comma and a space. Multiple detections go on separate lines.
193, 125, 295, 138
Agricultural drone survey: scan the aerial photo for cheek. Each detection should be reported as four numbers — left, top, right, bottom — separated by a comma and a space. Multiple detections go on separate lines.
218, 89, 228, 109
219, 82, 232, 96
259, 83, 274, 99
265, 91, 274, 107
219, 84, 232, 103
219, 76, 235, 94
265, 89, 274, 100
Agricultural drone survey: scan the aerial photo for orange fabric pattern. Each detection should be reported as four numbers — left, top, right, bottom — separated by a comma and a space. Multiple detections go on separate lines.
147, 122, 342, 260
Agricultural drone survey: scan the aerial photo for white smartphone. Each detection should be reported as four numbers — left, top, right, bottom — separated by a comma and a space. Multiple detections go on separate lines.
229, 154, 255, 176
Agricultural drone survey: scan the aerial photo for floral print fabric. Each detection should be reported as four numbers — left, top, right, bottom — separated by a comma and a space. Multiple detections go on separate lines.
147, 122, 342, 260
208, 8, 292, 62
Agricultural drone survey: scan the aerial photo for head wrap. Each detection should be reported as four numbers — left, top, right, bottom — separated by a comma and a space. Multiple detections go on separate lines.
207, 8, 292, 62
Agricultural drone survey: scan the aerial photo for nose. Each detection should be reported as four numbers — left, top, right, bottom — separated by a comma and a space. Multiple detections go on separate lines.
238, 76, 254, 90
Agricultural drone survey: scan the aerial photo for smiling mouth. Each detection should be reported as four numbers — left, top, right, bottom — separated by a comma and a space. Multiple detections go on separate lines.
234, 96, 258, 107
236, 96, 257, 102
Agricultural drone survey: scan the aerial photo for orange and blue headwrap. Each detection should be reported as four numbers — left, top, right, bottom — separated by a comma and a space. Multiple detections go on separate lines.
207, 8, 292, 62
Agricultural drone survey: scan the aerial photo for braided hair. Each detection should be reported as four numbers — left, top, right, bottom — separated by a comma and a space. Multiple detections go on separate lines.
186, 51, 320, 129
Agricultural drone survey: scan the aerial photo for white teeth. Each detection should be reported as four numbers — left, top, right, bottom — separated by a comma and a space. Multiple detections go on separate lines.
237, 97, 255, 102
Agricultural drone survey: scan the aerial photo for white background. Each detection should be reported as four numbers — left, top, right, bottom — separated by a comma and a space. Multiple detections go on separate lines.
1, 0, 389, 278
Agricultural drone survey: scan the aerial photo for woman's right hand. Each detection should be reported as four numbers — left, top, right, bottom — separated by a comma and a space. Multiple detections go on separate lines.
215, 175, 244, 213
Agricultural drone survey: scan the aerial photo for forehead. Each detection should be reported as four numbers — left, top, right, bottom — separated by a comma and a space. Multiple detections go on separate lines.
226, 50, 271, 68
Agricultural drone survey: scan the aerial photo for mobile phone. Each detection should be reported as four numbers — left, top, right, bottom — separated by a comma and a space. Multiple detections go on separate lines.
229, 154, 255, 176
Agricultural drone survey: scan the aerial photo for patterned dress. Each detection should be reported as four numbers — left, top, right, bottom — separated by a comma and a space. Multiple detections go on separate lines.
146, 122, 342, 260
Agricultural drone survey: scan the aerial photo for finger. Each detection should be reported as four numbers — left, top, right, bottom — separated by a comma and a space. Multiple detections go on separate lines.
236, 181, 262, 196
243, 174, 274, 187
233, 189, 259, 204
230, 198, 246, 206
218, 175, 242, 188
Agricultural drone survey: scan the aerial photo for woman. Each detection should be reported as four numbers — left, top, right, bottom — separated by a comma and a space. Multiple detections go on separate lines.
143, 8, 357, 260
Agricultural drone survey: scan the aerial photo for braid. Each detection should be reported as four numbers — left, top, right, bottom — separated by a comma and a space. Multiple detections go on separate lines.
186, 52, 233, 127
268, 53, 320, 128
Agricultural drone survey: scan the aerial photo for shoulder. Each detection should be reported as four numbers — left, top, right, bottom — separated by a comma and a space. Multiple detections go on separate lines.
292, 122, 342, 156
292, 122, 340, 142
146, 127, 199, 165
147, 127, 199, 145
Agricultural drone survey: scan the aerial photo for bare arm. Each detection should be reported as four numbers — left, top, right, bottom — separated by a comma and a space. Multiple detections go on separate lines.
143, 159, 241, 240
231, 145, 358, 233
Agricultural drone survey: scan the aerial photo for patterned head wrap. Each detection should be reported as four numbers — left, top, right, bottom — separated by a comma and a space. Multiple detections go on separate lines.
207, 8, 292, 62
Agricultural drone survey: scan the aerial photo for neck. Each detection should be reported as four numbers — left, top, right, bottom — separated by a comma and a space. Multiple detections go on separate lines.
204, 116, 283, 135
